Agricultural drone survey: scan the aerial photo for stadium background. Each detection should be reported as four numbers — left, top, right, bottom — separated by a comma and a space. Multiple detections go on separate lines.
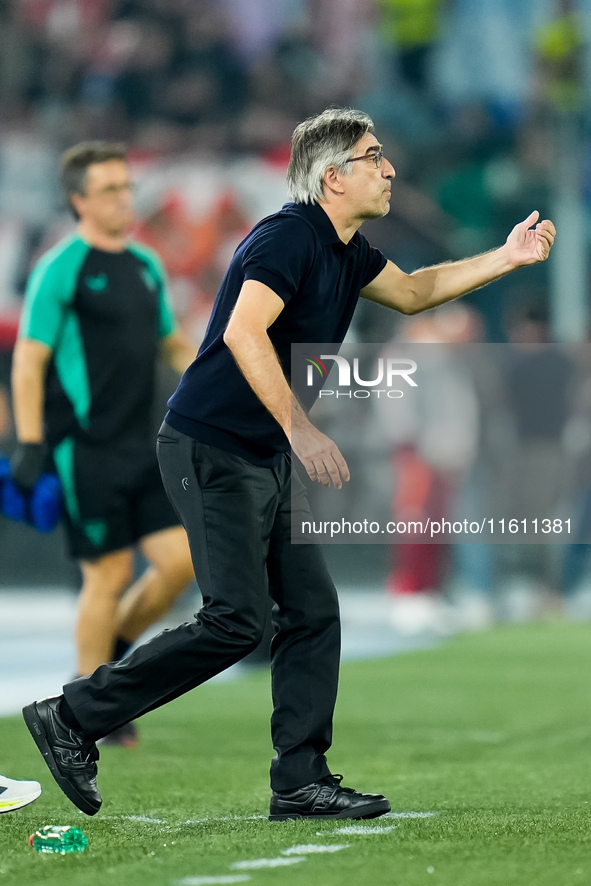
1, 0, 591, 705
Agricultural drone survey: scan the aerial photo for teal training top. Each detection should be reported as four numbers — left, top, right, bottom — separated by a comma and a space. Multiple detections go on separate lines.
19, 233, 176, 447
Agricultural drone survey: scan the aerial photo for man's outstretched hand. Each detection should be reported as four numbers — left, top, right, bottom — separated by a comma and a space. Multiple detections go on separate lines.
291, 422, 350, 490
504, 210, 556, 268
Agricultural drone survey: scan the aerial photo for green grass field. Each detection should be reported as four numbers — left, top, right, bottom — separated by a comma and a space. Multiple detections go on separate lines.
2, 622, 591, 886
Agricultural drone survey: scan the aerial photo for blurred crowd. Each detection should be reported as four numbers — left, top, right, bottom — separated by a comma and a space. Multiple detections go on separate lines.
1, 1, 590, 332
309, 303, 591, 636
1, 0, 591, 632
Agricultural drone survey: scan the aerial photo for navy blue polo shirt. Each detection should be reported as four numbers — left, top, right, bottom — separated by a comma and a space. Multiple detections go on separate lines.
166, 201, 387, 465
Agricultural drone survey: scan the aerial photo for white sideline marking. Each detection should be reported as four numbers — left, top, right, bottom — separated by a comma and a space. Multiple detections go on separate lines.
184, 815, 267, 825
231, 857, 306, 870
320, 825, 397, 835
282, 844, 350, 856
126, 815, 167, 824
383, 812, 438, 819
174, 877, 251, 885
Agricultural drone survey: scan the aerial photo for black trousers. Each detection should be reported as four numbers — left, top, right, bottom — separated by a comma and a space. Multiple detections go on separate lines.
63, 422, 341, 791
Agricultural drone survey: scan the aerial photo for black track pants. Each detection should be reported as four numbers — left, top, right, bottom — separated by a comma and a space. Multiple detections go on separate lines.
63, 422, 341, 791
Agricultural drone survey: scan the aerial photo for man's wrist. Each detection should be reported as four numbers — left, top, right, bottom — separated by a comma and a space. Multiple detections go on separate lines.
15, 441, 45, 449
495, 243, 520, 275
290, 401, 312, 437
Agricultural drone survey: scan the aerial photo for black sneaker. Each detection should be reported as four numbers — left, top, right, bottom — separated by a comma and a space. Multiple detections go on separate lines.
22, 696, 102, 816
99, 721, 138, 749
269, 774, 391, 821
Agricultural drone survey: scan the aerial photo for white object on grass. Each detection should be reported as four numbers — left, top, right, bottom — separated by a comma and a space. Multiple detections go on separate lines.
281, 844, 350, 855
0, 774, 42, 813
231, 857, 306, 869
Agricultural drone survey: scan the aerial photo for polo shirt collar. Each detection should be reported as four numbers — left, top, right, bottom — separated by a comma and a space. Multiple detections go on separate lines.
287, 201, 356, 248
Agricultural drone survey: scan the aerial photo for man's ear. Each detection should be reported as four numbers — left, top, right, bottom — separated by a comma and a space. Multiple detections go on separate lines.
323, 165, 345, 197
70, 192, 85, 218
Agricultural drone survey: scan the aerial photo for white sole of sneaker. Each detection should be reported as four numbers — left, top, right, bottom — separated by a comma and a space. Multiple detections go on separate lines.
0, 785, 42, 813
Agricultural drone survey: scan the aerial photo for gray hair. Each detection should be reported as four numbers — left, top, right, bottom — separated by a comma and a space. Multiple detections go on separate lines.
287, 108, 375, 204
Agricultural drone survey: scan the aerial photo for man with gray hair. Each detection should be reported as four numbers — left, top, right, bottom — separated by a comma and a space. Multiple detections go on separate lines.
23, 108, 555, 821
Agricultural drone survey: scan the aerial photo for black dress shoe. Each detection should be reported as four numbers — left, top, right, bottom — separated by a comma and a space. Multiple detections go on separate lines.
22, 696, 102, 816
269, 774, 391, 821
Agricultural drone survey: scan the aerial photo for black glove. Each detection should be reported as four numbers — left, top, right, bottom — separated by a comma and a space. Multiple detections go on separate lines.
10, 442, 47, 493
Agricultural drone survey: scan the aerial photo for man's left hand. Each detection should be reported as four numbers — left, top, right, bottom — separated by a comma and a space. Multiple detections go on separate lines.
10, 442, 46, 493
504, 210, 556, 268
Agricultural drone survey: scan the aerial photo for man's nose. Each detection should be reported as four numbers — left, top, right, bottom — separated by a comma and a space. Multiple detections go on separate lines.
383, 158, 395, 179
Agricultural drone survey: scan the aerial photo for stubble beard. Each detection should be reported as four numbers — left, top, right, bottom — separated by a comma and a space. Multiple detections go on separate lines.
360, 199, 391, 221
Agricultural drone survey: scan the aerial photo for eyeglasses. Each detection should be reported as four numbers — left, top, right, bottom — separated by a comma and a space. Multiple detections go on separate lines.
91, 182, 136, 198
347, 148, 384, 169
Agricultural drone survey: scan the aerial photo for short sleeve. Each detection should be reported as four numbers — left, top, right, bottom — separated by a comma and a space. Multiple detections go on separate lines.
242, 217, 315, 305
157, 286, 176, 338
150, 256, 176, 338
19, 238, 88, 348
128, 241, 177, 338
358, 238, 388, 290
